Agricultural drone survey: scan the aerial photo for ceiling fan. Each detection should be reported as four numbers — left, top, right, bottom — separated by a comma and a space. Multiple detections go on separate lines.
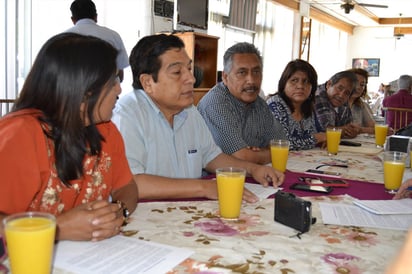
340, 0, 388, 14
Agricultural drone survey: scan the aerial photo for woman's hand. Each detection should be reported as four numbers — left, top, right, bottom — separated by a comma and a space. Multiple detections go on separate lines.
56, 200, 125, 241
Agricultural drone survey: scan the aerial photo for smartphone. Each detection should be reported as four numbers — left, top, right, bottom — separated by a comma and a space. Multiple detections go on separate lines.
299, 177, 349, 187
305, 169, 341, 177
290, 183, 333, 193
340, 140, 362, 147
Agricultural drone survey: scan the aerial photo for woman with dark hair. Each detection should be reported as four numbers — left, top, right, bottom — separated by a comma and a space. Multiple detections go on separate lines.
266, 59, 325, 150
0, 33, 138, 241
347, 68, 375, 134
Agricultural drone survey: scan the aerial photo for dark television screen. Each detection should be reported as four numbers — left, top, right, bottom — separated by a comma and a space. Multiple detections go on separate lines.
177, 0, 209, 30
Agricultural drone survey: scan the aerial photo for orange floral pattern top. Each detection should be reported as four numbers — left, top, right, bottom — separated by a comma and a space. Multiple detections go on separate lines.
0, 109, 132, 215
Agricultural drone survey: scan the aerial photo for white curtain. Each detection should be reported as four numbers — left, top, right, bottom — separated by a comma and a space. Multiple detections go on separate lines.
255, 1, 294, 95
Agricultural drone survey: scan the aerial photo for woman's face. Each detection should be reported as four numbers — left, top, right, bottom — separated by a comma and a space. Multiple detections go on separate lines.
284, 70, 312, 106
351, 74, 366, 99
85, 75, 122, 125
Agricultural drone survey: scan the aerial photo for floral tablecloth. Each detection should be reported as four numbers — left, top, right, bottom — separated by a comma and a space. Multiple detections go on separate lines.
125, 195, 406, 274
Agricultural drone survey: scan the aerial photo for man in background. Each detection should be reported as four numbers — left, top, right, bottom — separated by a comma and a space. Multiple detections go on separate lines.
66, 0, 129, 82
382, 75, 412, 130
314, 70, 360, 138
197, 42, 286, 165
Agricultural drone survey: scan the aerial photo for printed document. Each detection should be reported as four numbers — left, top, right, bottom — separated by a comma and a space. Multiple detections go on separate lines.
353, 199, 412, 215
319, 202, 412, 231
53, 235, 193, 274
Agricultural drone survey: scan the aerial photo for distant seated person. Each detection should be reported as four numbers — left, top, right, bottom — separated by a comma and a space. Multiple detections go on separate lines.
197, 42, 286, 165
382, 75, 412, 131
112, 34, 284, 203
266, 59, 326, 150
347, 68, 375, 135
314, 70, 360, 138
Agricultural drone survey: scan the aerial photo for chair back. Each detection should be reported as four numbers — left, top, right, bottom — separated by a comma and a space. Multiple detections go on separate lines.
0, 99, 15, 117
382, 107, 412, 132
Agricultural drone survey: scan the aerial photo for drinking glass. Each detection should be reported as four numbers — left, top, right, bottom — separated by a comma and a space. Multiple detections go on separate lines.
326, 128, 342, 156
3, 212, 56, 274
216, 167, 246, 220
383, 151, 406, 194
375, 123, 388, 148
270, 139, 290, 172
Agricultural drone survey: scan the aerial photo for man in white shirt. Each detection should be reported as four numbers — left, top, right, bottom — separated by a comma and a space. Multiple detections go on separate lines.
66, 0, 129, 82
112, 34, 284, 202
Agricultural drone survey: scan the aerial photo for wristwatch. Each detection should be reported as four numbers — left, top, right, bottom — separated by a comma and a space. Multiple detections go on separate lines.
112, 200, 130, 219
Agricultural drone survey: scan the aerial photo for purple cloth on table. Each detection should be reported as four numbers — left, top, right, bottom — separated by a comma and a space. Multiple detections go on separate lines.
266, 170, 393, 200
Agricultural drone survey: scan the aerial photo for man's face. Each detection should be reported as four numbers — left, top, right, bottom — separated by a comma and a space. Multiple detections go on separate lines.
222, 53, 262, 104
326, 77, 353, 107
141, 48, 195, 116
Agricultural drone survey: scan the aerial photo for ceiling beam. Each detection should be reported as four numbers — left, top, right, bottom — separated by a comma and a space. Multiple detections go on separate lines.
353, 5, 379, 24
271, 0, 354, 34
379, 17, 412, 25
394, 27, 412, 35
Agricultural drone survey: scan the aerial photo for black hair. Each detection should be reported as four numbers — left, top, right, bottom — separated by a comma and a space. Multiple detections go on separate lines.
129, 34, 185, 90
70, 0, 97, 21
13, 32, 118, 186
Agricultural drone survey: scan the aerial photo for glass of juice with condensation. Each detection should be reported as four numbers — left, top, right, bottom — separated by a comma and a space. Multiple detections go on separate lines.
326, 128, 342, 156
216, 167, 246, 220
383, 151, 407, 194
3, 212, 56, 274
270, 139, 290, 172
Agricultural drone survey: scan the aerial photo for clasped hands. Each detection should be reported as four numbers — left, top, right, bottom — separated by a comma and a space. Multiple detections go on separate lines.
57, 200, 127, 242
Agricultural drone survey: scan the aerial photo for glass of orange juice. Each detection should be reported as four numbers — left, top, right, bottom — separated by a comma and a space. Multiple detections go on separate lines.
383, 151, 407, 194
216, 167, 246, 220
375, 123, 388, 148
270, 139, 290, 172
326, 128, 342, 156
3, 212, 56, 274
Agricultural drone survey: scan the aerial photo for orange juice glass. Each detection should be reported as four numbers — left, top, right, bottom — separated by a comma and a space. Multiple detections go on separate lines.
375, 124, 388, 148
383, 151, 406, 194
270, 139, 290, 172
326, 128, 342, 156
216, 167, 246, 219
3, 212, 56, 274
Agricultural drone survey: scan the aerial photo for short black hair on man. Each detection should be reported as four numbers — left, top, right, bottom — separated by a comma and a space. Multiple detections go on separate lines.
70, 0, 97, 21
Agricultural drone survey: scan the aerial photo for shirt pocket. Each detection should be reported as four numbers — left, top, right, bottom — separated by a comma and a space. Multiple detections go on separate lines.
186, 149, 203, 178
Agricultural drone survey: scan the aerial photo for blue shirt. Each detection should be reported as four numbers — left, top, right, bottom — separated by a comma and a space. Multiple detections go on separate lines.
267, 94, 319, 150
197, 82, 286, 154
112, 89, 222, 179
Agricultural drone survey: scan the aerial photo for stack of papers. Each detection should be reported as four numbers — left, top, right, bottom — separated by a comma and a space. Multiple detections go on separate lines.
353, 199, 412, 215
245, 182, 280, 200
319, 199, 412, 231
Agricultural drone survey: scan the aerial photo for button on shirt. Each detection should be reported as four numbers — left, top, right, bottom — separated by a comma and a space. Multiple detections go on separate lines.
112, 89, 222, 179
197, 82, 286, 154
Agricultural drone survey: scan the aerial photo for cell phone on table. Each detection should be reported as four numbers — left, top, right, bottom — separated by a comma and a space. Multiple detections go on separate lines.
299, 177, 349, 187
340, 140, 362, 147
290, 183, 333, 193
305, 169, 341, 177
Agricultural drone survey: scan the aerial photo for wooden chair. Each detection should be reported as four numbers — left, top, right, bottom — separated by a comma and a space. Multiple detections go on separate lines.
382, 106, 412, 132
0, 99, 15, 116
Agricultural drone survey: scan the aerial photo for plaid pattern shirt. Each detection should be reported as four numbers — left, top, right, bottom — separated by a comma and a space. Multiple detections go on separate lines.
314, 84, 352, 131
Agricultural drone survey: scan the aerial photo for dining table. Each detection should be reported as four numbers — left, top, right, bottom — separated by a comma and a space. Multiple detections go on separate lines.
25, 134, 412, 273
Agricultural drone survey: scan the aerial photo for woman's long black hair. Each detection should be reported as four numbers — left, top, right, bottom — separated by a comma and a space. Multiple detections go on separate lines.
13, 32, 118, 186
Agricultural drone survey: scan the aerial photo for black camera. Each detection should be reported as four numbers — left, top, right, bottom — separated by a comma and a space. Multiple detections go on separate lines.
274, 191, 315, 233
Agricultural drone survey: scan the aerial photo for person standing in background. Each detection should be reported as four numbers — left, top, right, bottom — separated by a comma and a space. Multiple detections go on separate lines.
66, 0, 129, 82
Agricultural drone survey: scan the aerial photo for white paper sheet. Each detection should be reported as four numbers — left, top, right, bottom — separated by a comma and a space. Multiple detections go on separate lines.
353, 199, 412, 215
53, 235, 193, 274
319, 202, 412, 231
245, 183, 280, 200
